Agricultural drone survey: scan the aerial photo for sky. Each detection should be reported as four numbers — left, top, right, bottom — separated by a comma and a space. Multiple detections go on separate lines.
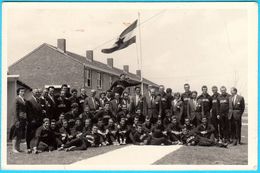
4, 2, 255, 100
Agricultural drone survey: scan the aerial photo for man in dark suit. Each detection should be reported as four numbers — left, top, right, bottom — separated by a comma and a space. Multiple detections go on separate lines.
129, 87, 147, 118
26, 88, 44, 153
181, 83, 192, 124
46, 86, 58, 120
78, 87, 87, 114
10, 88, 27, 153
187, 91, 202, 126
171, 92, 183, 124
146, 88, 162, 124
158, 85, 168, 121
109, 73, 141, 97
84, 89, 100, 113
228, 87, 245, 145
68, 88, 80, 106
109, 92, 121, 122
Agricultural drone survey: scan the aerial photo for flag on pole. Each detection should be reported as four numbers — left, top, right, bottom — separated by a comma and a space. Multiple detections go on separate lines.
101, 20, 138, 54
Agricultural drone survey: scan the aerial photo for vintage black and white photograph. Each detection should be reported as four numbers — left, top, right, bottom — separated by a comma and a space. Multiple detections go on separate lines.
2, 2, 258, 170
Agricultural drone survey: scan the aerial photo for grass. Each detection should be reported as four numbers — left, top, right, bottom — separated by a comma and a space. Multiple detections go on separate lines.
154, 125, 248, 165
7, 144, 124, 165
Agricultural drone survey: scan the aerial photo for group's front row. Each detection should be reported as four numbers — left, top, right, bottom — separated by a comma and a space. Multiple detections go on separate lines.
28, 112, 228, 154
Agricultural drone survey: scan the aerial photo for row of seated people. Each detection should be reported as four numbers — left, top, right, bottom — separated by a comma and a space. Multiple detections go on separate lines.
29, 114, 228, 154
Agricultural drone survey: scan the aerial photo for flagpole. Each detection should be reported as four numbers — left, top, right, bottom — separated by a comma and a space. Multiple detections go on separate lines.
138, 12, 144, 95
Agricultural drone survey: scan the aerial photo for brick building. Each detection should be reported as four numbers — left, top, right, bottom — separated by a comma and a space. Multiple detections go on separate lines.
8, 39, 159, 97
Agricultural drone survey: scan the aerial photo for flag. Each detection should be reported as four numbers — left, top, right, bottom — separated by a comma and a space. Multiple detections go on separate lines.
101, 20, 137, 54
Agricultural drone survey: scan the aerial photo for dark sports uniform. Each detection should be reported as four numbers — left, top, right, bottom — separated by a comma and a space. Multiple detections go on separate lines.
211, 93, 220, 139
109, 79, 141, 96
181, 91, 192, 123
197, 93, 212, 120
218, 93, 231, 141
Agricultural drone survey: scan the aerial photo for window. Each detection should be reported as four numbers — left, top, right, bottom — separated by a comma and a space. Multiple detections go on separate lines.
85, 69, 92, 87
97, 72, 103, 89
109, 76, 113, 87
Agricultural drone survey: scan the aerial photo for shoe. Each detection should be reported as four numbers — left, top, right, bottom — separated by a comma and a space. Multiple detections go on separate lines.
27, 149, 32, 154
232, 140, 237, 146
12, 149, 20, 153
57, 147, 64, 151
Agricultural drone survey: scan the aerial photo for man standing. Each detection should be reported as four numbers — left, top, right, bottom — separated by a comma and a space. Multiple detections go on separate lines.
129, 86, 147, 118
109, 73, 141, 97
84, 89, 100, 113
219, 86, 231, 143
109, 92, 121, 122
211, 86, 220, 141
146, 88, 162, 124
78, 87, 88, 114
26, 88, 44, 153
158, 85, 168, 121
46, 86, 58, 120
187, 91, 201, 126
228, 87, 245, 145
197, 86, 212, 121
10, 88, 27, 153
181, 83, 192, 124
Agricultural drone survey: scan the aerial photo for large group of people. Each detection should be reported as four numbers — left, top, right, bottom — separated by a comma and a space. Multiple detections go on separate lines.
10, 73, 245, 154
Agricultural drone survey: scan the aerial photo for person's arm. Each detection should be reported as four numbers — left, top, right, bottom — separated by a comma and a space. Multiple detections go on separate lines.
125, 80, 141, 87
109, 81, 118, 91
240, 97, 245, 114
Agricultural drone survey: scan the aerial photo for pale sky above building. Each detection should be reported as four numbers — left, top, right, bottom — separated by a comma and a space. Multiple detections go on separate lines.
4, 2, 257, 100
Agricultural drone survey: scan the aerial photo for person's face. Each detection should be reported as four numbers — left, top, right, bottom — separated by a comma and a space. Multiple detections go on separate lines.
159, 87, 164, 93
182, 128, 187, 135
135, 88, 141, 94
220, 87, 227, 95
81, 88, 86, 95
120, 75, 126, 80
185, 119, 190, 125
19, 89, 25, 97
97, 120, 103, 126
106, 92, 112, 98
62, 86, 68, 93
104, 104, 110, 111
43, 121, 50, 129
150, 89, 155, 96
202, 118, 207, 125
137, 126, 142, 133
42, 89, 48, 97
60, 90, 66, 97
63, 121, 68, 128
231, 89, 237, 96
100, 93, 105, 99
212, 87, 218, 94
50, 122, 56, 129
91, 91, 96, 97
72, 107, 79, 114
191, 93, 197, 99
136, 109, 141, 115
157, 120, 162, 125
145, 119, 150, 125
84, 106, 90, 112
59, 114, 65, 120
172, 118, 177, 124
49, 88, 54, 96
75, 120, 81, 126
174, 94, 180, 100
108, 119, 114, 126
85, 120, 91, 126
124, 94, 129, 100
134, 118, 139, 124
92, 126, 98, 133
184, 85, 190, 92
120, 119, 125, 125
115, 93, 120, 99
72, 91, 77, 97
202, 87, 208, 94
